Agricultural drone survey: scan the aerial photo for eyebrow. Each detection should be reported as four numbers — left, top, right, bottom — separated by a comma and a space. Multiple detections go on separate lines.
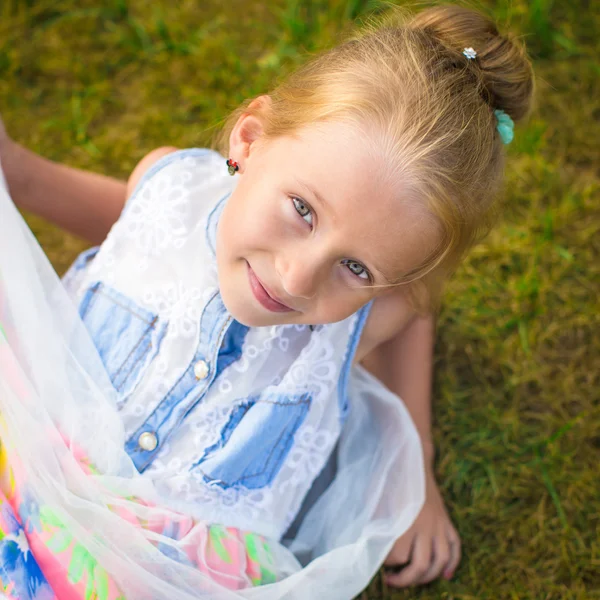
294, 178, 399, 286
294, 178, 331, 213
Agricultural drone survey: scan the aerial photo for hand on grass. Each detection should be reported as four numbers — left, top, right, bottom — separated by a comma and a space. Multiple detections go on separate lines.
383, 469, 461, 588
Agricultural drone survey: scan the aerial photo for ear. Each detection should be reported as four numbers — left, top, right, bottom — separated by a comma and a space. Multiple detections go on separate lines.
228, 95, 272, 172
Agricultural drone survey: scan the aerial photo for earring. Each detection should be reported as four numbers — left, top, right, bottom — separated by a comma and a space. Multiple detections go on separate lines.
226, 158, 240, 176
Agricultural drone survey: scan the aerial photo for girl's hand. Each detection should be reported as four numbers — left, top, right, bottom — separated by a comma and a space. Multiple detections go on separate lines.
383, 469, 461, 587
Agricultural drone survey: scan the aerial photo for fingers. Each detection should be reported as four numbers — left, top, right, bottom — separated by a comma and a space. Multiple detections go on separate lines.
383, 534, 414, 567
385, 535, 430, 588
443, 526, 462, 580
419, 533, 450, 584
384, 525, 462, 588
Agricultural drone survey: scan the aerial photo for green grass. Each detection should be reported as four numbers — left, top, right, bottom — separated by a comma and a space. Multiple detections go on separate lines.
1, 0, 598, 598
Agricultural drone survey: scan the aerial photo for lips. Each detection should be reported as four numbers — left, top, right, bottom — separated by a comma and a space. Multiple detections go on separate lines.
246, 262, 294, 313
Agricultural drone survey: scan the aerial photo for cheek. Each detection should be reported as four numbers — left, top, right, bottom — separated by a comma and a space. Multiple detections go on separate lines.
217, 198, 256, 254
227, 186, 286, 242
314, 292, 371, 324
243, 207, 287, 252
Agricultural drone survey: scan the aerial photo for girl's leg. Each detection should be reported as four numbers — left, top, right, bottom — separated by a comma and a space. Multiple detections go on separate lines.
0, 118, 127, 245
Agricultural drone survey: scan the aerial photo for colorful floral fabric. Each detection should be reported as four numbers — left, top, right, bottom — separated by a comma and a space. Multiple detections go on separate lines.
0, 434, 276, 599
0, 495, 54, 600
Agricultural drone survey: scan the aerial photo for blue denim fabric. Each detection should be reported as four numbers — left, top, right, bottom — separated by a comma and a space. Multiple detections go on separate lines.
337, 301, 372, 423
196, 392, 312, 490
78, 282, 168, 400
67, 246, 99, 271
205, 193, 229, 258
124, 291, 250, 472
216, 318, 249, 372
61, 246, 99, 294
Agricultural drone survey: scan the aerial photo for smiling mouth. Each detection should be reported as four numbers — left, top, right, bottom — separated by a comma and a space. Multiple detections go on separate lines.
246, 262, 294, 313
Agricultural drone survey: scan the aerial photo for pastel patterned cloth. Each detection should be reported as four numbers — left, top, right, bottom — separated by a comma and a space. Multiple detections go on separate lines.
0, 429, 276, 599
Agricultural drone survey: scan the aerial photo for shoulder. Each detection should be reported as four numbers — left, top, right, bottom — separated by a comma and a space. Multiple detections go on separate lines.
355, 287, 418, 362
126, 147, 225, 200
126, 146, 179, 199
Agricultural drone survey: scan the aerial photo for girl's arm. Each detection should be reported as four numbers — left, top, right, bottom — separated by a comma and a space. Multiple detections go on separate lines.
0, 116, 177, 244
361, 313, 435, 464
3, 140, 128, 244
361, 314, 461, 588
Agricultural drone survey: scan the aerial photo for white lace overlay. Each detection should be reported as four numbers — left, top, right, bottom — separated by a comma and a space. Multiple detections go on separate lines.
143, 282, 203, 338
126, 169, 192, 257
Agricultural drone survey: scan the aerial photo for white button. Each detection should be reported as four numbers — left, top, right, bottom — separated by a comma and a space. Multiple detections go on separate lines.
138, 432, 158, 452
194, 359, 209, 380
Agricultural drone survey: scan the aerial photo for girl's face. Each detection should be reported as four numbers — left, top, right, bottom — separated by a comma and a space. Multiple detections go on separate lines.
216, 117, 440, 327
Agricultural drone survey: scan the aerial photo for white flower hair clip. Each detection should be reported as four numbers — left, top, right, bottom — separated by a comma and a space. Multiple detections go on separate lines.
463, 47, 477, 60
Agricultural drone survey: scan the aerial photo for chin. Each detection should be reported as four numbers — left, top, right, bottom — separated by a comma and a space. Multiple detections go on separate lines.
218, 261, 303, 327
218, 260, 275, 327
223, 287, 301, 328
219, 286, 263, 327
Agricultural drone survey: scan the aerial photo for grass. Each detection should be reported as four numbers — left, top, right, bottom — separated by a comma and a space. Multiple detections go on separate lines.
1, 0, 598, 598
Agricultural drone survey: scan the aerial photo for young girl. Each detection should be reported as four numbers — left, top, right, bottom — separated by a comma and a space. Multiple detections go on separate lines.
0, 4, 534, 599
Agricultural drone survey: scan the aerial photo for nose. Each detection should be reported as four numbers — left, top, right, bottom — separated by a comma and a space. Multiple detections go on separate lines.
275, 251, 325, 300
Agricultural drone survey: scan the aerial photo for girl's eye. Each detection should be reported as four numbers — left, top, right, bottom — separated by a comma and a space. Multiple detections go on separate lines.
292, 197, 313, 227
342, 259, 370, 281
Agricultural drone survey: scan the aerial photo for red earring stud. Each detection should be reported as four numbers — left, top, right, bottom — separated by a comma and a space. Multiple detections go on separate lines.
226, 158, 240, 176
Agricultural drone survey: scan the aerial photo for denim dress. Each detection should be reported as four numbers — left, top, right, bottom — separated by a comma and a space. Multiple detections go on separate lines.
62, 148, 372, 542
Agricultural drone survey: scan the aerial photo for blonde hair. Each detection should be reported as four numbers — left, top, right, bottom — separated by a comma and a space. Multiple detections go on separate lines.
216, 4, 535, 314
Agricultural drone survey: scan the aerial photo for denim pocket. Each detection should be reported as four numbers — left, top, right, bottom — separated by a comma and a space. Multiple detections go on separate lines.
79, 282, 168, 400
197, 392, 312, 490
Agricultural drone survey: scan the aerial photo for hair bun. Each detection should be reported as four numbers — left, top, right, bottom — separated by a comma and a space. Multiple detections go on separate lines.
408, 5, 534, 122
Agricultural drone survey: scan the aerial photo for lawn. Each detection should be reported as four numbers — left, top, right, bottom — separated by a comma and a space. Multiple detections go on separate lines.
0, 0, 598, 598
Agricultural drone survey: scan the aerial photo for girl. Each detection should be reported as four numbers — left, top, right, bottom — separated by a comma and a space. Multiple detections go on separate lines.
0, 4, 534, 598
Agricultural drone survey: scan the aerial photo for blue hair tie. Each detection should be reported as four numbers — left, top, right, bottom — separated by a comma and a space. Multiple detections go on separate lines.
494, 109, 514, 145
